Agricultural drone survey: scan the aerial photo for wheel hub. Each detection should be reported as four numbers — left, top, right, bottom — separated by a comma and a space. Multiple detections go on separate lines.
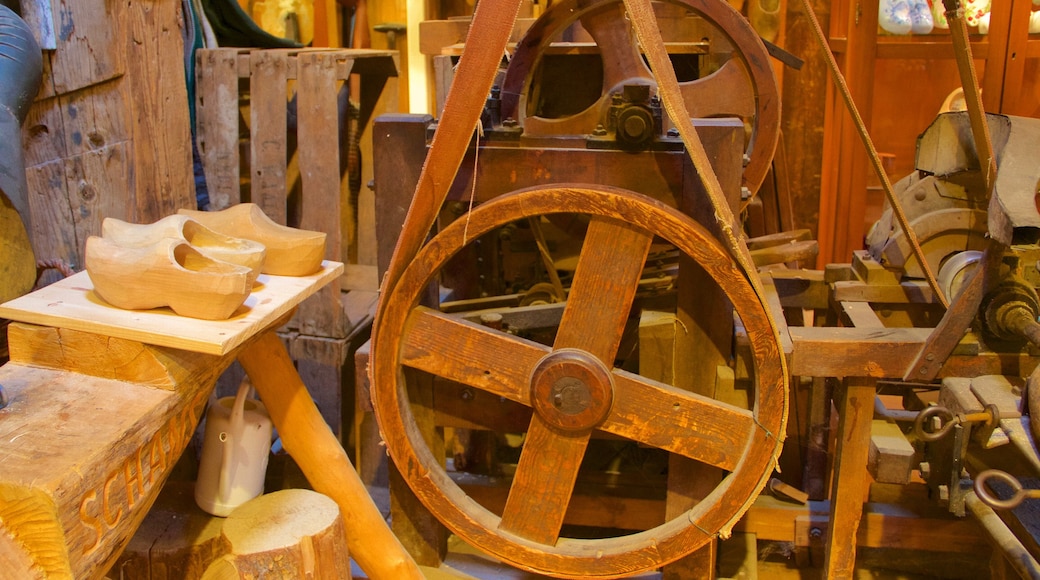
530, 348, 614, 432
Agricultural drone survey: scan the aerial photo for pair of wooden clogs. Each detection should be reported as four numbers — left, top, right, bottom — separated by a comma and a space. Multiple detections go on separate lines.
85, 204, 326, 320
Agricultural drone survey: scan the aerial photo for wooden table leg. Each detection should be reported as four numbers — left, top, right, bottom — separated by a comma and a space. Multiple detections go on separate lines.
823, 376, 877, 578
239, 330, 422, 579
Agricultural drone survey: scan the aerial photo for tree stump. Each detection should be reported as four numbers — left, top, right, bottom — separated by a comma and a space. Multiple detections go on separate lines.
201, 489, 351, 580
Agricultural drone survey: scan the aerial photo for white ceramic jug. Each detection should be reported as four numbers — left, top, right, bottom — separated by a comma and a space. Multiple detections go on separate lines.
194, 380, 273, 516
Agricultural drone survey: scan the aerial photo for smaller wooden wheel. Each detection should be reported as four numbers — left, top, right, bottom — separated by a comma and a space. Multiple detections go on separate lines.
499, 0, 780, 194
371, 185, 786, 578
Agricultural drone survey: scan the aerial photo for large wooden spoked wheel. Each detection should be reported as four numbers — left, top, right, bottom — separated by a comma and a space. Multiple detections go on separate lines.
499, 0, 780, 194
371, 185, 786, 578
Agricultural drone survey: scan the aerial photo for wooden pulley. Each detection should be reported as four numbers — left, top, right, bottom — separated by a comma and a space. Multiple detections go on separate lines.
370, 0, 788, 573
499, 0, 781, 194
371, 185, 786, 577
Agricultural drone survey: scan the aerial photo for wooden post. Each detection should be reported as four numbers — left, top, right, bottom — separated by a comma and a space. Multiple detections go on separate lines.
664, 120, 744, 580
824, 376, 877, 578
237, 330, 422, 579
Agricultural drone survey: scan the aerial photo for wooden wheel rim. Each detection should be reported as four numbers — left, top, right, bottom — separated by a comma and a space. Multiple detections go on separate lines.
500, 0, 780, 194
371, 185, 786, 578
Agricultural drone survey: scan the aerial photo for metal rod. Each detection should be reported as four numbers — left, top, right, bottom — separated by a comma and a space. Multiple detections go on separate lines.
797, 0, 948, 308
965, 492, 1040, 578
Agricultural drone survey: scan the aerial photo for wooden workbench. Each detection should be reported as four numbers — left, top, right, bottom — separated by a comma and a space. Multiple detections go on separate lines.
0, 262, 420, 579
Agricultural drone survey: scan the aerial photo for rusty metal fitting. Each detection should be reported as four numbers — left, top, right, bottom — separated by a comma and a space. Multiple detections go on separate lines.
913, 403, 1000, 441
974, 469, 1040, 510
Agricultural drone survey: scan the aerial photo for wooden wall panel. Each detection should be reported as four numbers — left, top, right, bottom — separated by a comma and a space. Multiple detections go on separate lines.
21, 0, 194, 271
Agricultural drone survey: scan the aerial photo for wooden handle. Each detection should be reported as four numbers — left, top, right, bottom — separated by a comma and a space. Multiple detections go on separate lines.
238, 331, 422, 579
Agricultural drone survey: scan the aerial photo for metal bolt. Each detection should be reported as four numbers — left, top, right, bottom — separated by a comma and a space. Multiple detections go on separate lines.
461, 388, 474, 401
809, 527, 823, 539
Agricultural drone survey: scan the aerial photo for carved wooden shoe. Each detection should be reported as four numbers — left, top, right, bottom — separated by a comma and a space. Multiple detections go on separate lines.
85, 236, 252, 320
102, 215, 266, 285
179, 204, 326, 276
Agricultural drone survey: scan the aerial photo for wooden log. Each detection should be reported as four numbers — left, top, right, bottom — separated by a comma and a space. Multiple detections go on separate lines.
200, 489, 351, 580
237, 331, 422, 579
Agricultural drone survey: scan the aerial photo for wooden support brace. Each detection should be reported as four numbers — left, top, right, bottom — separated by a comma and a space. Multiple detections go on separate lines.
237, 330, 422, 579
824, 377, 878, 579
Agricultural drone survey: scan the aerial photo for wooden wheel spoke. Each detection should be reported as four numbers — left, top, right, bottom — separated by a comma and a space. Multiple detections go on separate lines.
579, 6, 652, 90
555, 217, 653, 361
680, 59, 756, 122
401, 307, 548, 404
499, 417, 591, 545
603, 369, 754, 471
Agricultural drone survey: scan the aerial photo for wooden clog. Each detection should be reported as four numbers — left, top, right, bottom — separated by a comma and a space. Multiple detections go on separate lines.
102, 215, 266, 285
85, 236, 252, 320
179, 204, 326, 276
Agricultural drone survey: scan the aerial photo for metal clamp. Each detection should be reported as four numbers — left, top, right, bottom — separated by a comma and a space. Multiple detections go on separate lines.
974, 469, 1040, 510
913, 403, 1000, 442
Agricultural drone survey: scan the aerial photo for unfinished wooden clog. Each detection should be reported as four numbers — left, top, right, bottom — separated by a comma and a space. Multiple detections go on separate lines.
85, 236, 252, 320
179, 204, 326, 276
102, 215, 266, 285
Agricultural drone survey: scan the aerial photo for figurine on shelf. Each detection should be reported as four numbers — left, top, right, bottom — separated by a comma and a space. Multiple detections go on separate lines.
964, 0, 991, 27
880, 0, 913, 34
910, 0, 934, 33
931, 0, 949, 29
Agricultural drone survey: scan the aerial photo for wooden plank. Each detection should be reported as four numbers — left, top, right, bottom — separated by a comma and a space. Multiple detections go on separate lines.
290, 334, 349, 439
0, 262, 343, 356
803, 376, 834, 500
20, 0, 56, 50
824, 377, 877, 579
249, 50, 290, 225
798, 502, 988, 555
126, 0, 195, 222
47, 0, 125, 94
767, 268, 829, 310
64, 142, 133, 262
296, 52, 346, 338
24, 159, 78, 267
22, 94, 67, 166
195, 49, 243, 211
372, 114, 433, 280
840, 301, 884, 328
789, 326, 928, 377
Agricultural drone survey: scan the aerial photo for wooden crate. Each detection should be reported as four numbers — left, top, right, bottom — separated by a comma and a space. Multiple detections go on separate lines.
194, 47, 397, 339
